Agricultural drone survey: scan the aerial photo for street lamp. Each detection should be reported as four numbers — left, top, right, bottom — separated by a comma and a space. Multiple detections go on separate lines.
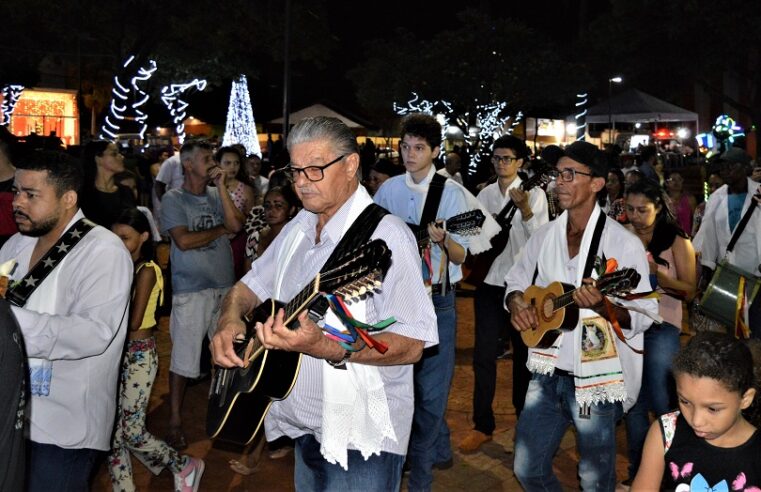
608, 76, 623, 144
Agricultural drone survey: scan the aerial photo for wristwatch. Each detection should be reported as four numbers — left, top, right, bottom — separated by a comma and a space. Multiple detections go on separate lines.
326, 350, 351, 369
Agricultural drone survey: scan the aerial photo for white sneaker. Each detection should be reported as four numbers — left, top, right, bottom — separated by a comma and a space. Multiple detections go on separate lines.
174, 457, 205, 492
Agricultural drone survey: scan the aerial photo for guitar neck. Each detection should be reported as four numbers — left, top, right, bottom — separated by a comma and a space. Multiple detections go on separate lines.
280, 279, 320, 328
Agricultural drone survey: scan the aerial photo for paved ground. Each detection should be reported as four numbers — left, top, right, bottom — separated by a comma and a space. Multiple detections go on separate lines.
92, 286, 632, 491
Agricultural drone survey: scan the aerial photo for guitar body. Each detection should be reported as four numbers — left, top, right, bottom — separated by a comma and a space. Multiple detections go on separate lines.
206, 298, 303, 444
463, 227, 509, 286
520, 281, 580, 349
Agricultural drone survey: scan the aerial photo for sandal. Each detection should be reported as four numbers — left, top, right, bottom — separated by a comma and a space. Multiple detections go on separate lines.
229, 459, 257, 476
165, 427, 188, 451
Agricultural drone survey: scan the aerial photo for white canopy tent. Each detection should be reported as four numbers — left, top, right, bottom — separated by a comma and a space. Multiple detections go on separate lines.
269, 103, 367, 129
586, 89, 698, 124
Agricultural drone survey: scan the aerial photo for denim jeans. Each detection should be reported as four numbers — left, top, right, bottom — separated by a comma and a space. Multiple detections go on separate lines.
625, 321, 680, 480
473, 284, 529, 434
407, 290, 456, 492
293, 434, 404, 492
27, 441, 101, 492
514, 373, 623, 491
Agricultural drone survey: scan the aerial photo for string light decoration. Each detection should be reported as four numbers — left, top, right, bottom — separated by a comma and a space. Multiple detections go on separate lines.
394, 92, 454, 146
696, 114, 745, 157
100, 56, 157, 141
575, 92, 588, 141
222, 75, 261, 157
160, 79, 207, 144
1, 85, 24, 126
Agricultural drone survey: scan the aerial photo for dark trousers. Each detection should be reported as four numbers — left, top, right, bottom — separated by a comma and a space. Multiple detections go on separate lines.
27, 441, 101, 492
472, 283, 530, 434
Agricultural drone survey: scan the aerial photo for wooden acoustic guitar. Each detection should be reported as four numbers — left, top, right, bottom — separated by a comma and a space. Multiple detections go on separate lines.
207, 239, 392, 445
464, 165, 553, 286
520, 268, 641, 349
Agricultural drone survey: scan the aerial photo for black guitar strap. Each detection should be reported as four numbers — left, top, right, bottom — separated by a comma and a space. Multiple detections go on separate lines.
419, 173, 447, 228
725, 187, 759, 254
320, 203, 389, 273
6, 218, 96, 307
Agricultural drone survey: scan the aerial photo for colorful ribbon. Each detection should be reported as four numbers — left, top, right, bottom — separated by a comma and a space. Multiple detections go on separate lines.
321, 293, 396, 354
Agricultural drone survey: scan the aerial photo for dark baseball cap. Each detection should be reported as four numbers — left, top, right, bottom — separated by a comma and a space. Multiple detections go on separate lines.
553, 141, 608, 178
720, 147, 751, 166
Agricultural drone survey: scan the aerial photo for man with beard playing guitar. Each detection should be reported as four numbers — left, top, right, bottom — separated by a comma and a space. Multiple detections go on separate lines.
211, 117, 437, 491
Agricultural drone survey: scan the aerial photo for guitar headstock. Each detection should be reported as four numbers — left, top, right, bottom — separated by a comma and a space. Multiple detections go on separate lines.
445, 210, 485, 237
596, 268, 641, 297
318, 239, 392, 303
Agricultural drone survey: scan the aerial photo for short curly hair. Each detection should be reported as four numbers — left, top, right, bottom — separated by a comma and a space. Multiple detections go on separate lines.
399, 113, 441, 150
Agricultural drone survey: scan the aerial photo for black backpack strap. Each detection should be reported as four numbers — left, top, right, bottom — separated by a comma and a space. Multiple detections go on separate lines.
6, 218, 96, 307
726, 188, 759, 253
582, 212, 607, 280
419, 173, 447, 228
321, 203, 389, 272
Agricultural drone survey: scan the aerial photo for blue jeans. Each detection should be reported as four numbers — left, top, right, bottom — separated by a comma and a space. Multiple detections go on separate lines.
293, 434, 404, 492
514, 373, 623, 491
407, 290, 456, 492
27, 441, 101, 492
625, 321, 680, 480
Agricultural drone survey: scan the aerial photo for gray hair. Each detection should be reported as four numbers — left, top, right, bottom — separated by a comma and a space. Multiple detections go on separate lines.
287, 116, 359, 158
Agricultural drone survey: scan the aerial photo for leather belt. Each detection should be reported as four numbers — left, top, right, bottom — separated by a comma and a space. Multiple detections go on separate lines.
431, 283, 457, 296
554, 368, 575, 378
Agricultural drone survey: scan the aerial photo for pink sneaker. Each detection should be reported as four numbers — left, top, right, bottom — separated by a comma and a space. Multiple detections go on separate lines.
174, 457, 205, 492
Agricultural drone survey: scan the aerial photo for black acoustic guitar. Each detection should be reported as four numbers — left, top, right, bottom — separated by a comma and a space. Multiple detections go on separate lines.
464, 166, 553, 286
207, 239, 392, 445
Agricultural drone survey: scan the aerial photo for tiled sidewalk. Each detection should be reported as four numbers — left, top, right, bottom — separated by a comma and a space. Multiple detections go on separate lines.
92, 291, 630, 491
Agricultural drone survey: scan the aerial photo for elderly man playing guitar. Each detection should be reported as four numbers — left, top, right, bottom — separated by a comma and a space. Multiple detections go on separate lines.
211, 117, 437, 491
505, 141, 657, 491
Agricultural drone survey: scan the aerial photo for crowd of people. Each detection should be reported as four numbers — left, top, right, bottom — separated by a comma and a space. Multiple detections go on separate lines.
0, 113, 759, 492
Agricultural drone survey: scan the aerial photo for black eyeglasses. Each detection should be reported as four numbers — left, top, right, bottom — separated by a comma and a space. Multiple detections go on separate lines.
282, 155, 345, 182
491, 155, 520, 165
550, 168, 595, 182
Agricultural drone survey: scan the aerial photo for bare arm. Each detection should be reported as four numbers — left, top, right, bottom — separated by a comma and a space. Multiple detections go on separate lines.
631, 421, 666, 491
656, 236, 697, 301
168, 225, 227, 251
128, 266, 156, 331
210, 168, 244, 233
257, 309, 424, 366
210, 282, 261, 367
428, 222, 466, 265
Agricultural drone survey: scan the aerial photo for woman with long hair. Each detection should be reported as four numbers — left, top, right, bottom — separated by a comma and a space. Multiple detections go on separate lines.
215, 146, 256, 279
80, 141, 136, 227
604, 168, 627, 223
621, 179, 697, 486
665, 170, 697, 237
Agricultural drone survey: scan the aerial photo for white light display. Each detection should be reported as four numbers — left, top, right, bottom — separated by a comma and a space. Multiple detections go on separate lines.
0, 85, 24, 126
394, 92, 454, 146
160, 79, 207, 144
100, 56, 157, 141
222, 75, 261, 157
575, 92, 587, 141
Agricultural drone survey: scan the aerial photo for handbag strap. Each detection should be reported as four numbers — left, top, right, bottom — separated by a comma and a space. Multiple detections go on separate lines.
726, 188, 759, 253
6, 218, 96, 307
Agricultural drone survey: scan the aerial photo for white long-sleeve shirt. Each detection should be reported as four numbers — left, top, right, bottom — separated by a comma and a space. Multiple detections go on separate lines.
0, 210, 132, 450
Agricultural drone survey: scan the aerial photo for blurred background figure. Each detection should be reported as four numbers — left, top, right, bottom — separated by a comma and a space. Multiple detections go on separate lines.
364, 158, 403, 195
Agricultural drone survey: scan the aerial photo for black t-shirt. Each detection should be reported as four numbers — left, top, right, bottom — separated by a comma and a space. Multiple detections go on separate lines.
80, 185, 135, 228
0, 300, 26, 491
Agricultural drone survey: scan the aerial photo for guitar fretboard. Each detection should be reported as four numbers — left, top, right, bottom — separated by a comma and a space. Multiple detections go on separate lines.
282, 279, 317, 327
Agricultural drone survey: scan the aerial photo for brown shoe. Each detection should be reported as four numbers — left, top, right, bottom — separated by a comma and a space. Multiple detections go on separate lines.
458, 429, 492, 454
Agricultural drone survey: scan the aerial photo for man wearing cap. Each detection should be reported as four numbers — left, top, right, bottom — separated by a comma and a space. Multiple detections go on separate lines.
459, 135, 548, 454
694, 146, 761, 338
505, 141, 655, 490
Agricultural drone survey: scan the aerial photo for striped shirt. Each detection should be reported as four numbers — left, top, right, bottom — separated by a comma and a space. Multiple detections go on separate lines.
242, 187, 438, 455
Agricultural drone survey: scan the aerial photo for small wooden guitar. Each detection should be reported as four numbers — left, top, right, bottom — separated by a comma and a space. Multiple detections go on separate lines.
207, 239, 392, 445
520, 268, 641, 349
407, 209, 486, 252
464, 165, 553, 286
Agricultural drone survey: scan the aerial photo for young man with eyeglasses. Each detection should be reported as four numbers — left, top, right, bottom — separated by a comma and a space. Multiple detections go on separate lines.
504, 140, 655, 490
373, 113, 474, 491
160, 139, 244, 451
459, 135, 549, 454
694, 146, 761, 339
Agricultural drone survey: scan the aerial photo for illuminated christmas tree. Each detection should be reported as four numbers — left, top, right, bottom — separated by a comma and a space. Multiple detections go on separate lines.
222, 75, 261, 157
